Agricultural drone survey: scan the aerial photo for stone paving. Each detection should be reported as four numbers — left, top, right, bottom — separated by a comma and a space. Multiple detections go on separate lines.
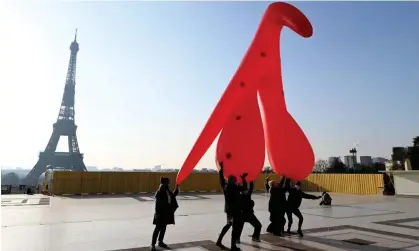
2, 192, 419, 251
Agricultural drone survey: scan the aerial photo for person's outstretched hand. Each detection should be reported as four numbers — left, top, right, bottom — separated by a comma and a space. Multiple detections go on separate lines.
241, 172, 248, 178
219, 161, 224, 170
175, 184, 180, 190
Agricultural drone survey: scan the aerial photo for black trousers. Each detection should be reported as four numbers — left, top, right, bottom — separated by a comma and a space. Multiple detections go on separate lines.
267, 210, 286, 235
152, 224, 167, 245
218, 214, 243, 248
237, 213, 262, 239
286, 208, 303, 231
231, 215, 244, 248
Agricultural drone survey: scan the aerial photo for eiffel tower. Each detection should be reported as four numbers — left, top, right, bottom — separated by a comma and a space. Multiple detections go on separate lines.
24, 30, 87, 185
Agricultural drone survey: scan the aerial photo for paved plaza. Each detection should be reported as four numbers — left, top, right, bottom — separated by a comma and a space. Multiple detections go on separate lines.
2, 192, 419, 251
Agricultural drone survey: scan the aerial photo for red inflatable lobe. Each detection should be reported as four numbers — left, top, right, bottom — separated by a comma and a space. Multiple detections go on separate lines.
216, 91, 265, 183
176, 2, 314, 185
256, 3, 314, 181
258, 75, 314, 181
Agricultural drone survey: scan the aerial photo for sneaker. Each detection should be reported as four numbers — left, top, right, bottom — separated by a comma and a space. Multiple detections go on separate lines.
231, 246, 241, 251
297, 230, 304, 237
252, 237, 261, 242
150, 246, 156, 251
216, 241, 227, 250
158, 242, 169, 248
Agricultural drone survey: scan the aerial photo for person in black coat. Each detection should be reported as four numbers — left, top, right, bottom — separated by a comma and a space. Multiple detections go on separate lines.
216, 161, 246, 251
265, 176, 287, 236
151, 177, 179, 251
236, 178, 262, 242
285, 180, 321, 237
319, 192, 332, 206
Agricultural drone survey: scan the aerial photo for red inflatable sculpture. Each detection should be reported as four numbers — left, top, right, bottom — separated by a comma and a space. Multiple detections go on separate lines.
176, 2, 314, 184
215, 91, 265, 183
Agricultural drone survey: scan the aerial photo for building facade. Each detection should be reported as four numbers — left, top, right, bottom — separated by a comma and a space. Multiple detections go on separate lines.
344, 155, 357, 168
360, 156, 373, 166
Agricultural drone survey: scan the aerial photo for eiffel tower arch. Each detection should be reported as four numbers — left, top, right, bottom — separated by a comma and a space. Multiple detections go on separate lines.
24, 30, 87, 185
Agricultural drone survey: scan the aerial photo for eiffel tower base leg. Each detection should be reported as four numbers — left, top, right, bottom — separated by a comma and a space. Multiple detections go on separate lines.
24, 152, 87, 185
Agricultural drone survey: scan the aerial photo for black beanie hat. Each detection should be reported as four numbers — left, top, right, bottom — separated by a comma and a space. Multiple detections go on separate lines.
160, 177, 169, 185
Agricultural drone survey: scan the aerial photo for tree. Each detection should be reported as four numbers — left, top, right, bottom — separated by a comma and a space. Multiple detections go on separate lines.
1, 172, 20, 185
356, 164, 379, 174
372, 162, 386, 171
413, 136, 419, 147
313, 159, 328, 173
410, 136, 419, 170
327, 157, 346, 173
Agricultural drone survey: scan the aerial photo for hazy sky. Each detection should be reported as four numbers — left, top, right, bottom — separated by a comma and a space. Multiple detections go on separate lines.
1, 1, 418, 169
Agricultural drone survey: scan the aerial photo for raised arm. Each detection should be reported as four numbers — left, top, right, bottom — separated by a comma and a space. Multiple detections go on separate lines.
173, 185, 179, 197
249, 181, 254, 196
284, 178, 291, 190
302, 192, 320, 200
265, 178, 271, 192
240, 173, 248, 191
219, 162, 226, 188
278, 176, 287, 188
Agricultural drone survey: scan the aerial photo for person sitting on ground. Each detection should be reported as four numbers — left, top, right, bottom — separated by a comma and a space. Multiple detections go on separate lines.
319, 191, 332, 206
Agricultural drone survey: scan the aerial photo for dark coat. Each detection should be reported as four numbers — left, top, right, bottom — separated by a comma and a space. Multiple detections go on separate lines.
219, 169, 243, 216
241, 182, 255, 214
265, 178, 287, 213
322, 193, 332, 204
153, 186, 179, 225
287, 187, 319, 209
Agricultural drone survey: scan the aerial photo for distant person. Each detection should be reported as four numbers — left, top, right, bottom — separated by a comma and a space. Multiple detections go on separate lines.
237, 178, 261, 242
216, 161, 245, 251
319, 192, 332, 206
285, 181, 321, 237
265, 176, 287, 236
151, 177, 179, 251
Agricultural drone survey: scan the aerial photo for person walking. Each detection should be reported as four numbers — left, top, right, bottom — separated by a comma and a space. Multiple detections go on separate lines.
151, 177, 180, 250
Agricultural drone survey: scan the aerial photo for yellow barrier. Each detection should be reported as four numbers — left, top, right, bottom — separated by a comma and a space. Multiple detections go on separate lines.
51, 172, 384, 195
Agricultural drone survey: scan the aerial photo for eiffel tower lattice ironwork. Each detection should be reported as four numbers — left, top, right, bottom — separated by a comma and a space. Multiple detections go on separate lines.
24, 31, 87, 185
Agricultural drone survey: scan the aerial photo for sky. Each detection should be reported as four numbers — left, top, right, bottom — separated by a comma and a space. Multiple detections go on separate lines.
0, 1, 418, 170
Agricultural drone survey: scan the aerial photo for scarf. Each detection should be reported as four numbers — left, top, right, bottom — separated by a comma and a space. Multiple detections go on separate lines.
159, 184, 171, 204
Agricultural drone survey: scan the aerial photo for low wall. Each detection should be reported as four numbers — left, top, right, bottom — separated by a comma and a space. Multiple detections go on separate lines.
50, 172, 384, 196
386, 171, 419, 196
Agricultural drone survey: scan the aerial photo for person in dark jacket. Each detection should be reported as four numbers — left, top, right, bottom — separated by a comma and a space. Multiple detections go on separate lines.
236, 179, 262, 242
216, 161, 246, 251
285, 181, 321, 237
265, 176, 287, 236
319, 192, 332, 206
151, 177, 179, 251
